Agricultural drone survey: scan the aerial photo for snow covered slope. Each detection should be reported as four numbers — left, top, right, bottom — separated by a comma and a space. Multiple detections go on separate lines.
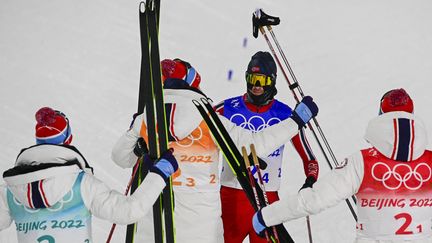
1, 0, 432, 242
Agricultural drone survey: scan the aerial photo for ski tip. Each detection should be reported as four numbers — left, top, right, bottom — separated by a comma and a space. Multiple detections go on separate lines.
192, 99, 200, 106
139, 1, 145, 13
146, 0, 156, 12
200, 97, 214, 106
200, 97, 209, 105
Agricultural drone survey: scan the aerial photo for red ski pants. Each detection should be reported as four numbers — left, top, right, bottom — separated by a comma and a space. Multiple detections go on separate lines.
221, 186, 279, 243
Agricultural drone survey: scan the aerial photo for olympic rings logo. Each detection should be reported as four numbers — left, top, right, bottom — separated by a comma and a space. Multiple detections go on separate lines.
229, 114, 281, 132
173, 126, 203, 148
371, 162, 432, 190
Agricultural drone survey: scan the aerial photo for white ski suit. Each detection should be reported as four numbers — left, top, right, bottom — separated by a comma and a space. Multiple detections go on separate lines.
261, 111, 432, 243
112, 87, 303, 243
0, 144, 166, 243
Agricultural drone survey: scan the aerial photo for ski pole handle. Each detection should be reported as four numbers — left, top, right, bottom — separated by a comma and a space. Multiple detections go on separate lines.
252, 9, 280, 38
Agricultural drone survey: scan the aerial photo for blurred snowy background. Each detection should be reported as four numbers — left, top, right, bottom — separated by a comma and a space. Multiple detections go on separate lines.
1, 0, 432, 242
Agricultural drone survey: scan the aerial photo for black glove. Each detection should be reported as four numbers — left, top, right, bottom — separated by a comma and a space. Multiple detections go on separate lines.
291, 96, 318, 129
300, 176, 317, 191
248, 154, 268, 170
133, 137, 149, 157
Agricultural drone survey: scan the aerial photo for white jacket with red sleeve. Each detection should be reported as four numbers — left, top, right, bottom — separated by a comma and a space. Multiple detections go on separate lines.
260, 111, 431, 243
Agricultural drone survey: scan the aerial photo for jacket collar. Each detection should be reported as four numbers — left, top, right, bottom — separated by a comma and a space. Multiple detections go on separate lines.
364, 111, 428, 162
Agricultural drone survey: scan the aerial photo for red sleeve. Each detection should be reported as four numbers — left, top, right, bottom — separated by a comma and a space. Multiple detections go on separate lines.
214, 101, 224, 115
291, 129, 319, 180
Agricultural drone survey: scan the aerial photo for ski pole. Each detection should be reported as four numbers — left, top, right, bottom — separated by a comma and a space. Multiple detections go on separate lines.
254, 12, 335, 170
254, 8, 340, 169
253, 9, 358, 221
306, 216, 313, 243
250, 144, 280, 243
106, 159, 141, 243
242, 147, 273, 243
267, 25, 340, 170
266, 24, 356, 205
260, 23, 359, 227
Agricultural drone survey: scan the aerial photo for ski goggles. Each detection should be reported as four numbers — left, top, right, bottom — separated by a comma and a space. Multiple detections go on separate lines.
54, 110, 71, 144
173, 58, 201, 88
246, 73, 274, 86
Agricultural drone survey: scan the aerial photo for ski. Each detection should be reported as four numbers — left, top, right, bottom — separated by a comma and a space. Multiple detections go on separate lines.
192, 99, 254, 199
147, 0, 176, 242
126, 1, 175, 243
193, 98, 294, 243
125, 2, 154, 243
143, 0, 164, 242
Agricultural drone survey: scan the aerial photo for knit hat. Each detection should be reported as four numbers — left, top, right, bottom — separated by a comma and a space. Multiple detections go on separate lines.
35, 107, 72, 145
246, 51, 277, 80
379, 88, 414, 114
245, 51, 277, 106
161, 58, 201, 88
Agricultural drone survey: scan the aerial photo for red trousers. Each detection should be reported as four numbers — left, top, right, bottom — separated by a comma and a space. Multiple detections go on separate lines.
220, 186, 279, 243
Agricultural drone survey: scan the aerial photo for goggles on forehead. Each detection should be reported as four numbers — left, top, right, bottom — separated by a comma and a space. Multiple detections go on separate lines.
378, 91, 390, 114
246, 73, 273, 86
55, 110, 67, 118
55, 110, 71, 139
55, 110, 70, 124
380, 90, 392, 102
173, 58, 198, 86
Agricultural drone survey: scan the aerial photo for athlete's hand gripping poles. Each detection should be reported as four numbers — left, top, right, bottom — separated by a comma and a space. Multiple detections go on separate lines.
242, 146, 270, 241
252, 8, 358, 224
250, 144, 280, 242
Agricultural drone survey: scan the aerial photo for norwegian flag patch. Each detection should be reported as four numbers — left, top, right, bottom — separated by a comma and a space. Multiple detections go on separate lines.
251, 66, 260, 72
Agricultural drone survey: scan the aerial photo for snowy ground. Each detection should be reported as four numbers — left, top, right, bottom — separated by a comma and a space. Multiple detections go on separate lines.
1, 1, 432, 242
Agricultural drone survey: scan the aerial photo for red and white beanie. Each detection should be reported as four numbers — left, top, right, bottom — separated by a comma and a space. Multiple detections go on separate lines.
35, 107, 72, 145
379, 88, 414, 114
161, 58, 201, 88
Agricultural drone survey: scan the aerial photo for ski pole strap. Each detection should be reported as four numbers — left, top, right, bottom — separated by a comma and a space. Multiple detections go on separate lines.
289, 82, 299, 90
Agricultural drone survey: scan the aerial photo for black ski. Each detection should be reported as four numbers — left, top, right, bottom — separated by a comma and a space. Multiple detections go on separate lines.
126, 1, 175, 243
192, 99, 254, 199
144, 1, 164, 242
125, 2, 153, 243
193, 98, 294, 243
147, 0, 176, 242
